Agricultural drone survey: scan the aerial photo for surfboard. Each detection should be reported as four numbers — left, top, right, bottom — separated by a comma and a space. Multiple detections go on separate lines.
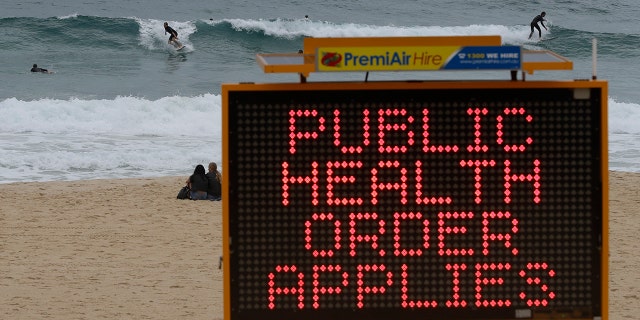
541, 36, 557, 41
176, 45, 185, 51
32, 69, 54, 74
171, 40, 184, 50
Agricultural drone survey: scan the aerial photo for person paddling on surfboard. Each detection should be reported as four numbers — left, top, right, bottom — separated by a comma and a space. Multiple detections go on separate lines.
30, 64, 51, 74
164, 22, 182, 48
528, 11, 548, 39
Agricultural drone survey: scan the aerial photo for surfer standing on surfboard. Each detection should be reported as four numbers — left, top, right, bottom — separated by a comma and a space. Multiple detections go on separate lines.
163, 22, 182, 48
528, 11, 548, 39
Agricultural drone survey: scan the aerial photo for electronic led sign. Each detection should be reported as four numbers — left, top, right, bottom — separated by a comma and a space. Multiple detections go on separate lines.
222, 81, 607, 320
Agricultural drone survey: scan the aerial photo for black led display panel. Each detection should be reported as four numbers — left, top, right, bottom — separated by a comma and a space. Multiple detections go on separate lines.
223, 83, 605, 320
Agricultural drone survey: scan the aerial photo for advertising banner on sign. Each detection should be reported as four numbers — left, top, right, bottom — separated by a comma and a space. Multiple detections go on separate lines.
316, 46, 521, 72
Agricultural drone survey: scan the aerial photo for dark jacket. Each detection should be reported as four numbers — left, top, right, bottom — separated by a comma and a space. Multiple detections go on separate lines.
206, 172, 221, 197
189, 174, 209, 192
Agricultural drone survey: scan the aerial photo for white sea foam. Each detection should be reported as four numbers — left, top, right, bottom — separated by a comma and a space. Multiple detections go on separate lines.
56, 13, 79, 19
608, 98, 640, 172
0, 94, 637, 183
213, 18, 538, 45
0, 94, 222, 183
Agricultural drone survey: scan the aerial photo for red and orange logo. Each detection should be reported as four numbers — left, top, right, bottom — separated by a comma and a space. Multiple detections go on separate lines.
320, 52, 342, 67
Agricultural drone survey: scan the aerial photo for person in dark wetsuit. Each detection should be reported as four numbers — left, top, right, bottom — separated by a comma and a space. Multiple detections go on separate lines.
163, 22, 181, 47
528, 11, 547, 39
30, 64, 50, 73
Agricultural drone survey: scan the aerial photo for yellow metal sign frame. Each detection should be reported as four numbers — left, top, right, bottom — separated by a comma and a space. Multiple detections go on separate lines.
222, 79, 608, 320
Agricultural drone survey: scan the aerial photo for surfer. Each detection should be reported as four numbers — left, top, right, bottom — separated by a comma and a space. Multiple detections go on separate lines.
528, 11, 547, 39
30, 64, 50, 74
163, 22, 182, 48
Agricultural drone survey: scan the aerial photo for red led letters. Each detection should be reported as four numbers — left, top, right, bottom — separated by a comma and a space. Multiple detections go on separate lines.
271, 106, 554, 310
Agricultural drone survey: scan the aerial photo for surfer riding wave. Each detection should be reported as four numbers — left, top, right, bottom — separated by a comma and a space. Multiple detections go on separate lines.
163, 22, 183, 49
528, 11, 548, 39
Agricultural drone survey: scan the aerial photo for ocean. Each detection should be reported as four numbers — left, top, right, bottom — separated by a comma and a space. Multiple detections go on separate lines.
1, 0, 639, 183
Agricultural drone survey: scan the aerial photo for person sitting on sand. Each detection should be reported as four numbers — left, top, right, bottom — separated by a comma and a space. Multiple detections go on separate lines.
206, 162, 222, 201
186, 164, 208, 200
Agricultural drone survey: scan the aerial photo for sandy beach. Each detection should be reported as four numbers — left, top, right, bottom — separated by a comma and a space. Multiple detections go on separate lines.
0, 176, 223, 319
0, 171, 637, 319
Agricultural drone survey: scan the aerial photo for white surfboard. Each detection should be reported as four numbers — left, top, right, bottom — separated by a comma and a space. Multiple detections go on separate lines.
171, 40, 184, 50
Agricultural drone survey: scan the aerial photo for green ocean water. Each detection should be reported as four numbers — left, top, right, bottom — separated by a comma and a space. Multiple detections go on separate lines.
1, 0, 639, 182
1, 0, 639, 101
